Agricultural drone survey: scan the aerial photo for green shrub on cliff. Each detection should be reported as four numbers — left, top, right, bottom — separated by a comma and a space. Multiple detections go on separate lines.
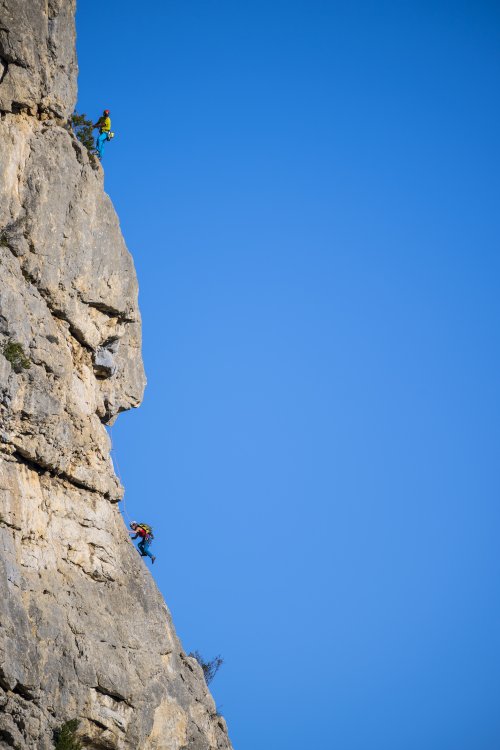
53, 719, 82, 750
70, 112, 95, 153
2, 340, 31, 373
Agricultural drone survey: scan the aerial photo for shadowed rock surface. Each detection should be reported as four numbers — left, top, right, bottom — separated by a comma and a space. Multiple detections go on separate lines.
0, 2, 233, 748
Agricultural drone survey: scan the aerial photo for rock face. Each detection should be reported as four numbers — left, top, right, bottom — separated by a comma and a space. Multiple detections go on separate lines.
0, 3, 233, 749
0, 0, 77, 118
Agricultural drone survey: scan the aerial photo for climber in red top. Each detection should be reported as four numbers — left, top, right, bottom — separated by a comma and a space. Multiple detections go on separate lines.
129, 522, 156, 564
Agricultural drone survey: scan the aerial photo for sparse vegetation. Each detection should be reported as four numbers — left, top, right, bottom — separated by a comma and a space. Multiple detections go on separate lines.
70, 112, 95, 153
53, 719, 82, 750
189, 651, 224, 686
3, 339, 31, 373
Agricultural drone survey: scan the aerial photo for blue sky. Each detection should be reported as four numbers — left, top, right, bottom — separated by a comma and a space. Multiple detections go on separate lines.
76, 2, 500, 748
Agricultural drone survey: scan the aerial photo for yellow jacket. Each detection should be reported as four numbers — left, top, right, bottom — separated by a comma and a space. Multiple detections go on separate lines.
97, 116, 111, 132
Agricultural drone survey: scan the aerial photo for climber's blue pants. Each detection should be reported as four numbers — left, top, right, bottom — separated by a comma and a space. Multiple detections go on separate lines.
96, 132, 108, 159
138, 539, 154, 559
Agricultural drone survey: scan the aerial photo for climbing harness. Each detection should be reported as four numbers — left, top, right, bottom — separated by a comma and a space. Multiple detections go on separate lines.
136, 523, 154, 540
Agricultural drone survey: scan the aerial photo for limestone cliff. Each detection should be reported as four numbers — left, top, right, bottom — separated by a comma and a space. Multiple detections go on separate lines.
0, 3, 233, 748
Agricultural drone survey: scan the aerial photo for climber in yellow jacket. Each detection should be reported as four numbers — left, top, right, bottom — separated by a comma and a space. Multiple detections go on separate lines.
93, 109, 111, 160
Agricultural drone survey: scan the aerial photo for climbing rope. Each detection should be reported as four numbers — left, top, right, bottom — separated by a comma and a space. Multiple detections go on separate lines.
108, 425, 156, 574
108, 426, 158, 571
108, 424, 133, 525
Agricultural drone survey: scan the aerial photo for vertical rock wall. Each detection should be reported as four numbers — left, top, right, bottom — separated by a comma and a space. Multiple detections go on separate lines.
0, 2, 233, 748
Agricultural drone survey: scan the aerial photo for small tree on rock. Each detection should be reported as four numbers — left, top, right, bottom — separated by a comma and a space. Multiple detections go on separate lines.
189, 651, 224, 686
53, 719, 82, 750
70, 112, 95, 153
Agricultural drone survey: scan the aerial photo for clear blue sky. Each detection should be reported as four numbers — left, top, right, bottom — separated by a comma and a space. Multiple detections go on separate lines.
76, 2, 500, 748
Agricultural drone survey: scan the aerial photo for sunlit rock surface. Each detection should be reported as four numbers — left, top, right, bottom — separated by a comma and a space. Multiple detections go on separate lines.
0, 2, 232, 748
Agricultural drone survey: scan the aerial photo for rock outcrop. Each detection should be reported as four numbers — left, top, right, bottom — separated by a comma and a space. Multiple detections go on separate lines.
0, 0, 77, 118
0, 2, 233, 749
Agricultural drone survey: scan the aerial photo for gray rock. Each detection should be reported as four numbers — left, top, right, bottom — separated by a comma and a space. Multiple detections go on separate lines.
0, 0, 77, 118
94, 341, 118, 379
0, 116, 144, 500
0, 3, 234, 749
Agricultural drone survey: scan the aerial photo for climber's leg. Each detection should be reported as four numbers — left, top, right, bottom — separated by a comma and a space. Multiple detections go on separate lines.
140, 539, 155, 560
96, 132, 107, 159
